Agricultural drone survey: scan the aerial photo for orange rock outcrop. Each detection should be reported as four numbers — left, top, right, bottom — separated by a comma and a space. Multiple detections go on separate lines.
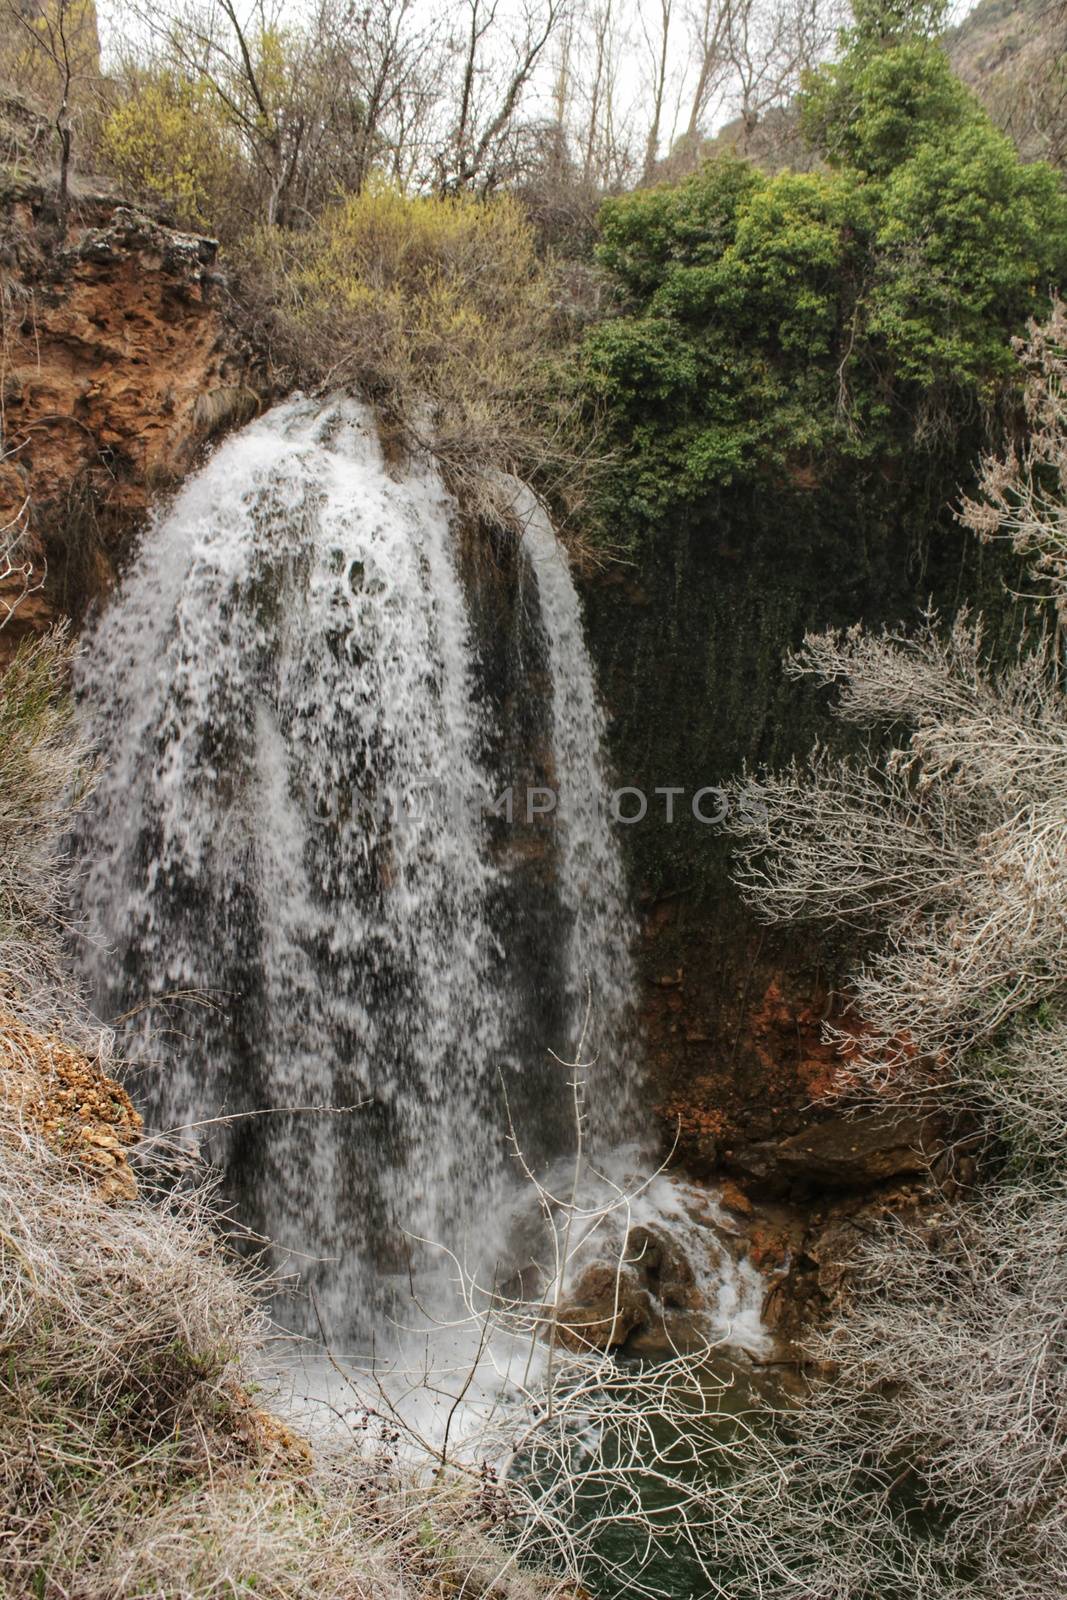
0, 184, 263, 659
0, 1005, 141, 1200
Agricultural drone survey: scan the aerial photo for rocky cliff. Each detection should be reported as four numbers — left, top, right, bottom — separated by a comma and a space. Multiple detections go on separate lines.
579, 459, 1014, 1343
0, 181, 266, 658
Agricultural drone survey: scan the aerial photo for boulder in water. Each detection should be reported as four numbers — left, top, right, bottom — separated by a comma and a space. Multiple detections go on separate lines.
552, 1260, 652, 1352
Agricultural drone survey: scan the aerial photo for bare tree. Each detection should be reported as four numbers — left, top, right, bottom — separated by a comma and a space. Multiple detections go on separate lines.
438, 0, 570, 192
957, 0, 1067, 172
116, 0, 444, 225
313, 0, 445, 193
639, 0, 678, 180
682, 0, 732, 146
0, 0, 102, 208
723, 0, 842, 143
580, 0, 611, 179
563, 0, 638, 189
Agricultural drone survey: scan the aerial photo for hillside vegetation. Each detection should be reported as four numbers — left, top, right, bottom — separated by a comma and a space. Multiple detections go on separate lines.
2, 0, 1064, 536
583, 0, 1067, 545
1, 0, 1067, 1597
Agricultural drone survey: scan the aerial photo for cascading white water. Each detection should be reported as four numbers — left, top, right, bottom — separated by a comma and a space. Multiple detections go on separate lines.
76, 398, 524, 1331
74, 397, 645, 1339
512, 486, 639, 1133
75, 397, 769, 1372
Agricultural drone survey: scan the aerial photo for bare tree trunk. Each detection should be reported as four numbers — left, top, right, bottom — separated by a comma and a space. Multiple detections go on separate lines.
4, 0, 79, 214
641, 0, 673, 182
57, 105, 71, 211
582, 0, 611, 181
685, 0, 730, 145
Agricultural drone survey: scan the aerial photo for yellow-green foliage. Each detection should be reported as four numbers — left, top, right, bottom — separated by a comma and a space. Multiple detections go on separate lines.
98, 70, 236, 229
0, 0, 101, 107
247, 185, 577, 514
290, 184, 541, 309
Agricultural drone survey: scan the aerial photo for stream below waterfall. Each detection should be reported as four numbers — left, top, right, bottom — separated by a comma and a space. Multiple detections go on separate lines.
72, 398, 767, 1595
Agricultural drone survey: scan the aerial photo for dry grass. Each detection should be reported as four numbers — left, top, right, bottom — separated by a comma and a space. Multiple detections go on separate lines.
0, 1093, 264, 1598
0, 1058, 578, 1600
0, 628, 97, 1034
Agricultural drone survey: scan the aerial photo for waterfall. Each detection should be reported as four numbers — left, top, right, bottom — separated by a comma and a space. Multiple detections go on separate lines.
513, 486, 639, 1137
75, 398, 642, 1340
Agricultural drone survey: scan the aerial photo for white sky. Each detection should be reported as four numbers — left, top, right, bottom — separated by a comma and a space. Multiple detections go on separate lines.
95, 0, 986, 165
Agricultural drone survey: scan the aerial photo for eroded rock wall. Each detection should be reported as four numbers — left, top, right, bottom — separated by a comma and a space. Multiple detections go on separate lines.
0, 183, 267, 657
579, 467, 1014, 1342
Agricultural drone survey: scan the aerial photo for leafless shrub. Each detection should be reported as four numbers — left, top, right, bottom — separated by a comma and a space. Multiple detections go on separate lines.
723, 611, 1067, 1089
711, 308, 1067, 1598
717, 1173, 1067, 1600
0, 626, 99, 1027
967, 1002, 1067, 1159
961, 300, 1067, 630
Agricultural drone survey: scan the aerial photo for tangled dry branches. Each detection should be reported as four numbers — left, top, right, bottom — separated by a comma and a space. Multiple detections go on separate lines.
723, 612, 1067, 1088
711, 306, 1067, 1599
315, 1039, 772, 1600
717, 1171, 1067, 1600
961, 301, 1067, 628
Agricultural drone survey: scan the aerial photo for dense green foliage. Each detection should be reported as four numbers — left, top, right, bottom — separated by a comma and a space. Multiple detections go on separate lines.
244, 185, 579, 517
582, 12, 1067, 547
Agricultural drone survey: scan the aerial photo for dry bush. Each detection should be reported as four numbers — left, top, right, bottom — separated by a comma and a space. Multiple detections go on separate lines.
79, 1466, 584, 1600
0, 1107, 264, 1598
711, 307, 1067, 1598
355, 1283, 764, 1600
716, 1169, 1067, 1600
961, 299, 1067, 628
0, 627, 97, 1028
0, 85, 55, 173
723, 611, 1067, 1090
241, 185, 593, 523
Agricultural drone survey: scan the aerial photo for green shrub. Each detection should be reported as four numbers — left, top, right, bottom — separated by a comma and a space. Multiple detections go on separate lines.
582, 11, 1067, 548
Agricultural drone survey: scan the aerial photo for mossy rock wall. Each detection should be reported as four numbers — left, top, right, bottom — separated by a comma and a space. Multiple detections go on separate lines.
579, 455, 1024, 1164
